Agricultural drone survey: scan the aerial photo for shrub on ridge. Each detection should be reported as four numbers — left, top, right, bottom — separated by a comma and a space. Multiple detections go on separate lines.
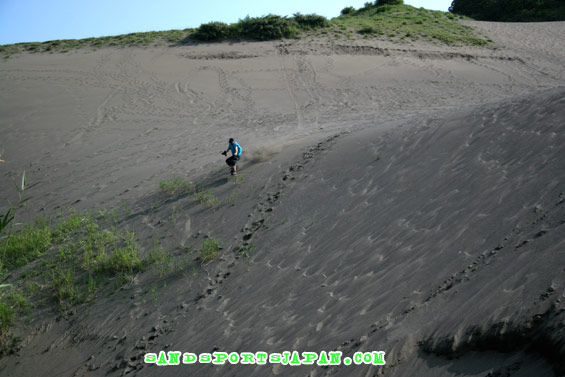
377, 0, 404, 6
238, 15, 299, 40
192, 22, 231, 41
293, 13, 329, 29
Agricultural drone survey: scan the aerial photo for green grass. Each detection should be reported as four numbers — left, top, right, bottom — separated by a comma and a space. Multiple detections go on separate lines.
0, 286, 29, 353
0, 192, 209, 323
51, 267, 80, 308
47, 225, 141, 309
53, 210, 93, 243
331, 4, 489, 46
197, 189, 221, 210
0, 219, 52, 271
97, 230, 142, 275
233, 174, 245, 185
159, 175, 194, 195
0, 169, 241, 351
198, 237, 221, 265
0, 208, 144, 314
235, 243, 255, 266
0, 174, 254, 358
0, 298, 14, 335
159, 175, 220, 210
224, 191, 239, 205
148, 240, 173, 277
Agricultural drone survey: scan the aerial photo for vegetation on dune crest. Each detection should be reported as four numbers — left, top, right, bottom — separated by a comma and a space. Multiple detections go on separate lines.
333, 2, 489, 46
191, 13, 327, 42
0, 29, 195, 56
190, 4, 488, 46
377, 0, 404, 5
0, 1, 492, 56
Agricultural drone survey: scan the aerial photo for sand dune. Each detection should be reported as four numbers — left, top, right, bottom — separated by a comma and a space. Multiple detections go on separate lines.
0, 21, 564, 377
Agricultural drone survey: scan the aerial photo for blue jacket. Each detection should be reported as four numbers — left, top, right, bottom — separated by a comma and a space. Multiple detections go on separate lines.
229, 141, 242, 156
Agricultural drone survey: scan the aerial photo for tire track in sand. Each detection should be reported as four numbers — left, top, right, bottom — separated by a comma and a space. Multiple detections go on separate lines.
278, 49, 304, 129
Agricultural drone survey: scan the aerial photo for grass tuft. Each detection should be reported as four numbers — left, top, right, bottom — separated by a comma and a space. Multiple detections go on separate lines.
96, 230, 142, 276
159, 175, 194, 195
198, 238, 221, 264
148, 240, 172, 277
1, 220, 52, 271
197, 189, 220, 209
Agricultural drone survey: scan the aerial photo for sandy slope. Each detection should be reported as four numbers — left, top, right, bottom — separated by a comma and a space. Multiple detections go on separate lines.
1, 21, 564, 216
0, 21, 564, 377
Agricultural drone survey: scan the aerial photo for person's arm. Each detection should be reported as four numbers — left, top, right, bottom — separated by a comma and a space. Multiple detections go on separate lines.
234, 145, 239, 156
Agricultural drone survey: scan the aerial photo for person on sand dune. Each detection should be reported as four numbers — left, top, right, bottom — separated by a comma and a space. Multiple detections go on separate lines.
221, 138, 242, 176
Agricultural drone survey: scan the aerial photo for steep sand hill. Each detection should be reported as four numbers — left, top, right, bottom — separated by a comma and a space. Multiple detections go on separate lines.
0, 21, 564, 377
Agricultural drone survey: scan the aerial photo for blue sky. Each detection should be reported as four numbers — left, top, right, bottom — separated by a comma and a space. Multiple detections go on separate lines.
0, 0, 453, 45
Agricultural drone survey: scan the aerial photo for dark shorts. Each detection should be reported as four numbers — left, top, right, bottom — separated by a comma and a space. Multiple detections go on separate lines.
226, 155, 240, 167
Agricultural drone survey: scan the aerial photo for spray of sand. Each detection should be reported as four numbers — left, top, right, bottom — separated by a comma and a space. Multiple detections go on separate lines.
243, 142, 287, 164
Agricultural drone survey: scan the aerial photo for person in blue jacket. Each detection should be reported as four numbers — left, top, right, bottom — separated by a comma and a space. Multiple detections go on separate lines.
221, 138, 242, 176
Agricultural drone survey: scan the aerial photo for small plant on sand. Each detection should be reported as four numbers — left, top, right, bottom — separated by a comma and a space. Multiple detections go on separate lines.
0, 209, 14, 236
97, 230, 142, 276
1, 219, 52, 271
0, 296, 13, 336
1, 171, 38, 236
197, 189, 221, 209
121, 200, 133, 216
51, 267, 81, 308
150, 284, 158, 306
159, 175, 192, 195
148, 239, 172, 277
235, 243, 255, 266
96, 208, 120, 225
53, 210, 91, 243
0, 286, 29, 352
233, 174, 245, 185
225, 191, 239, 205
198, 237, 221, 265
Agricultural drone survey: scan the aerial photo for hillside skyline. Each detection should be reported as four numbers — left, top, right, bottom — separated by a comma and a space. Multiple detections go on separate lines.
0, 0, 452, 45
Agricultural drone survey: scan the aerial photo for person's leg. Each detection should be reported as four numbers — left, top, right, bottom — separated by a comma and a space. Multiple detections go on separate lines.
226, 156, 235, 174
233, 156, 239, 175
